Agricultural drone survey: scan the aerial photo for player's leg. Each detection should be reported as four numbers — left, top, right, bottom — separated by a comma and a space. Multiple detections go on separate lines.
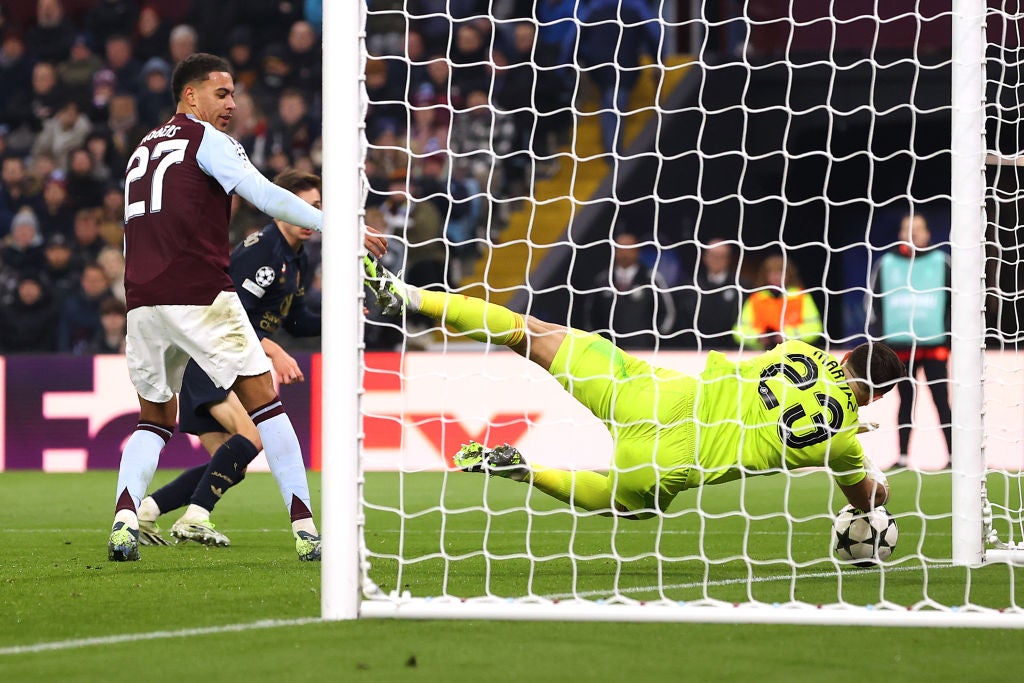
232, 372, 320, 561
894, 357, 917, 468
921, 357, 953, 467
109, 395, 177, 560
111, 306, 188, 561
364, 254, 567, 370
175, 291, 318, 560
170, 389, 261, 547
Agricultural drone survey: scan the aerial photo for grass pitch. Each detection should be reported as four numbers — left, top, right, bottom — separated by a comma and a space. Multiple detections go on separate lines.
1, 469, 1022, 682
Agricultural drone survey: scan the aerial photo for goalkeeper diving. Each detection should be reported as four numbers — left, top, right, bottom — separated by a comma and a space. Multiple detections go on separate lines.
364, 257, 905, 517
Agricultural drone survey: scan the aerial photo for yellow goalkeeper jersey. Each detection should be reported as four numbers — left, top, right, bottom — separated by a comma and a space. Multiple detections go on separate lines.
694, 340, 866, 487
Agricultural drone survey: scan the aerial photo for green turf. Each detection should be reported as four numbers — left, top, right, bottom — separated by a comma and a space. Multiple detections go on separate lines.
1, 470, 1022, 682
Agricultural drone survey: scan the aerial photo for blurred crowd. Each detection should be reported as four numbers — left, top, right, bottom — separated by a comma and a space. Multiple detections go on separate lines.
0, 0, 324, 353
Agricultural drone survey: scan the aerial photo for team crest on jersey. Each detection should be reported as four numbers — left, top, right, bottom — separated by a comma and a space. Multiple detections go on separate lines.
243, 232, 261, 247
255, 266, 276, 287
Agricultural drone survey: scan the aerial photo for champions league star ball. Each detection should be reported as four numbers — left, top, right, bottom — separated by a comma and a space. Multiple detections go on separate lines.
832, 504, 898, 567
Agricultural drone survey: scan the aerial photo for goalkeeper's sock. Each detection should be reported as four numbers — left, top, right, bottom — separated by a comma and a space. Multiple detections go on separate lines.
418, 290, 526, 347
531, 467, 614, 512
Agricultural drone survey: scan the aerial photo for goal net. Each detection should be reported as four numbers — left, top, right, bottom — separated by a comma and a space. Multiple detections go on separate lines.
321, 1, 1024, 626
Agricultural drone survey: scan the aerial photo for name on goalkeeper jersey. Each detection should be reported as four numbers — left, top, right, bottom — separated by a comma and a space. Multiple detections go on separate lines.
141, 124, 182, 143
812, 348, 856, 409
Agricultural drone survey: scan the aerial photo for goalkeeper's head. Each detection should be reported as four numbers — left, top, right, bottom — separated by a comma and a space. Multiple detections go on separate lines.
842, 342, 907, 406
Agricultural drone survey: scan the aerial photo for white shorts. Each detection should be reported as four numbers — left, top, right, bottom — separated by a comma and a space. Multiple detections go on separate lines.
126, 290, 272, 403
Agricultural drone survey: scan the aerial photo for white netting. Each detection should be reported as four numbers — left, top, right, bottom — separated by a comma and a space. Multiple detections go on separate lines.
343, 1, 1024, 625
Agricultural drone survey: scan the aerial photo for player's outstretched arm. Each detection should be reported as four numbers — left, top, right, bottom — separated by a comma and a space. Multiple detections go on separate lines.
839, 476, 889, 511
234, 173, 323, 231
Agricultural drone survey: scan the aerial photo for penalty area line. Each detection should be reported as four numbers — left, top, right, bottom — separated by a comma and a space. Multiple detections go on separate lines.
0, 617, 322, 657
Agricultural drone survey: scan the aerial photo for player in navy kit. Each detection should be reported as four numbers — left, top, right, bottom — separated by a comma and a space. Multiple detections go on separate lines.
135, 171, 386, 548
109, 54, 328, 562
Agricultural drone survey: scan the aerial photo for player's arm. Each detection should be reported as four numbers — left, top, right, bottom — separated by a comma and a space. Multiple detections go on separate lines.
261, 337, 304, 384
834, 437, 889, 510
839, 477, 889, 511
196, 125, 323, 231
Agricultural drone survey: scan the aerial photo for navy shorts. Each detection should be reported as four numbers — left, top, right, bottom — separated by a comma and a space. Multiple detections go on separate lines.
178, 359, 231, 436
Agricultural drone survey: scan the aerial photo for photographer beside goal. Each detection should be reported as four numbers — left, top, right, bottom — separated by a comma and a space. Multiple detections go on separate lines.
364, 256, 906, 517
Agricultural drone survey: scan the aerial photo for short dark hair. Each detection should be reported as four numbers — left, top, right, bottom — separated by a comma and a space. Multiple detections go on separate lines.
846, 342, 906, 396
273, 169, 321, 195
171, 53, 232, 102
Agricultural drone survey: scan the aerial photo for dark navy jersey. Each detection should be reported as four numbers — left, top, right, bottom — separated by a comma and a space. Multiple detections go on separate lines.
231, 223, 320, 340
178, 223, 320, 435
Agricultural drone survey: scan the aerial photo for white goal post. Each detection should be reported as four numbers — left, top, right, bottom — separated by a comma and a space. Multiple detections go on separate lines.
321, 1, 1024, 625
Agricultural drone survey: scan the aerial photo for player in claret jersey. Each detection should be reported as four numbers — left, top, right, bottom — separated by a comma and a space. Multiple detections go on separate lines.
108, 54, 326, 561
363, 258, 906, 518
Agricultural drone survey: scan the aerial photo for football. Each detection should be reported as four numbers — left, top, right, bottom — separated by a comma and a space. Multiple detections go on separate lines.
832, 504, 898, 567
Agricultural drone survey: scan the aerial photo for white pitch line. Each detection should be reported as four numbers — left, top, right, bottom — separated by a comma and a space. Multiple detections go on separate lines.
543, 562, 959, 600
0, 617, 321, 657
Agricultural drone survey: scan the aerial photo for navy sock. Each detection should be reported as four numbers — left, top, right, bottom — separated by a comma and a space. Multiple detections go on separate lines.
150, 464, 206, 515
190, 434, 260, 512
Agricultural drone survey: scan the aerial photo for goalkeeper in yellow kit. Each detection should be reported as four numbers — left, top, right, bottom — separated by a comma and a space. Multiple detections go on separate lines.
365, 257, 905, 517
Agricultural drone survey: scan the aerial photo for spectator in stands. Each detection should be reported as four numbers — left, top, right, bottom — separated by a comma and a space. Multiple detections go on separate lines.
268, 88, 315, 162
134, 4, 170, 62
86, 0, 138, 49
225, 27, 259, 93
366, 126, 409, 190
0, 34, 33, 134
37, 172, 74, 239
228, 91, 269, 171
252, 43, 294, 114
24, 62, 65, 136
450, 22, 492, 95
168, 24, 198, 67
1, 156, 39, 229
87, 68, 117, 124
28, 0, 74, 64
684, 238, 748, 349
450, 89, 515, 196
136, 57, 173, 128
97, 183, 124, 245
570, 0, 663, 155
58, 34, 103, 105
403, 29, 430, 95
57, 260, 111, 354
83, 131, 113, 183
583, 231, 677, 350
40, 232, 79, 300
96, 244, 125, 304
735, 254, 822, 350
88, 295, 126, 354
408, 87, 448, 158
869, 213, 952, 469
106, 93, 147, 171
364, 56, 406, 140
381, 170, 446, 291
66, 146, 105, 209
418, 152, 481, 278
71, 207, 105, 263
31, 97, 91, 171
2, 207, 47, 277
0, 273, 59, 353
286, 20, 321, 96
103, 33, 142, 94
